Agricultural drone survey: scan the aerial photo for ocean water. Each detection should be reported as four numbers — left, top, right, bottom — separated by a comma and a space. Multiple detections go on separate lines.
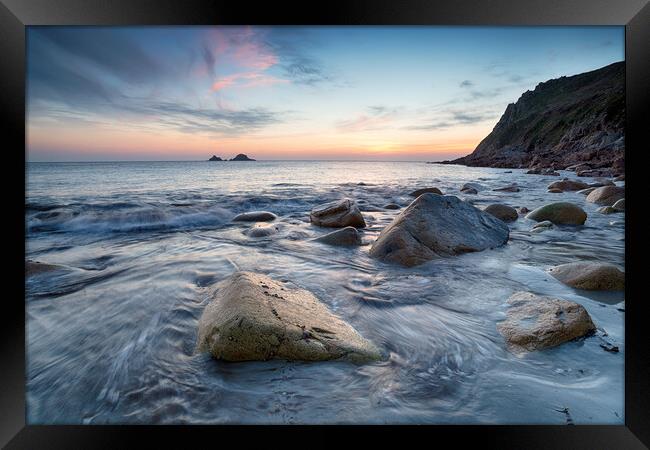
26, 161, 625, 424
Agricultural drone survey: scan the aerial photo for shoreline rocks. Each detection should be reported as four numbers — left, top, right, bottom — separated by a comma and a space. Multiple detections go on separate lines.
310, 198, 366, 228
497, 291, 596, 352
548, 262, 624, 290
196, 272, 382, 363
525, 202, 587, 225
369, 194, 509, 267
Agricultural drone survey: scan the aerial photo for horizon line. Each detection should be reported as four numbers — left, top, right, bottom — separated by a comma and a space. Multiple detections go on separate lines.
26, 158, 455, 163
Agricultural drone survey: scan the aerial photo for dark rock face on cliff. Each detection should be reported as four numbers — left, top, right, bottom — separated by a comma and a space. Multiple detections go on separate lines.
208, 155, 223, 161
231, 153, 256, 161
446, 62, 624, 173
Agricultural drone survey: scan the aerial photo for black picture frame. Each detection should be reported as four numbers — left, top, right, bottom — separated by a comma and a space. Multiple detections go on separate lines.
2, 0, 649, 448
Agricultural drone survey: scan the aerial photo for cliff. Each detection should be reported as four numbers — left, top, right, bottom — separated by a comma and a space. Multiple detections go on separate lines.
445, 61, 624, 173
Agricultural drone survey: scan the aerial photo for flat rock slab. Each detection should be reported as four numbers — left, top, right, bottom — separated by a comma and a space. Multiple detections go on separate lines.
586, 186, 625, 206
525, 202, 587, 225
548, 262, 624, 291
497, 291, 596, 352
197, 272, 381, 363
369, 194, 509, 267
233, 211, 277, 222
314, 226, 362, 246
26, 260, 68, 276
310, 198, 366, 228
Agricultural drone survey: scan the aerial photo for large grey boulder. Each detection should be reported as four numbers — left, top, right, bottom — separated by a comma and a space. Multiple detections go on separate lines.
548, 262, 624, 291
497, 291, 596, 352
310, 198, 366, 228
586, 186, 625, 206
525, 202, 587, 225
197, 272, 382, 363
369, 194, 509, 267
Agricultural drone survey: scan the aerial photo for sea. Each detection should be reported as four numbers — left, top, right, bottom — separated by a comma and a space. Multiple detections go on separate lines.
25, 160, 625, 424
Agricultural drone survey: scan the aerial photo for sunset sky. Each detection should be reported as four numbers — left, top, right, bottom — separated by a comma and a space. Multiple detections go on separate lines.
27, 26, 624, 161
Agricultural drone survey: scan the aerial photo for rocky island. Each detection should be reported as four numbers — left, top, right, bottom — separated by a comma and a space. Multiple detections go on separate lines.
230, 153, 256, 161
208, 155, 223, 161
441, 61, 624, 176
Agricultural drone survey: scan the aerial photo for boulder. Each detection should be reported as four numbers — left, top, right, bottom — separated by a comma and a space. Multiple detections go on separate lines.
383, 203, 401, 210
586, 186, 625, 206
497, 291, 596, 352
547, 179, 590, 191
310, 198, 366, 228
614, 174, 625, 182
461, 188, 478, 195
233, 211, 277, 222
369, 194, 509, 267
484, 204, 518, 222
525, 202, 587, 225
547, 188, 563, 193
196, 272, 382, 363
612, 199, 625, 211
314, 227, 362, 246
518, 207, 530, 214
460, 182, 484, 192
548, 262, 624, 290
410, 187, 443, 197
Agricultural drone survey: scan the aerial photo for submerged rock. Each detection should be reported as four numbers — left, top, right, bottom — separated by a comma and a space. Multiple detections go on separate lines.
314, 227, 362, 246
196, 272, 382, 363
310, 198, 366, 228
383, 203, 401, 210
577, 187, 597, 195
246, 223, 280, 237
548, 262, 624, 291
612, 198, 625, 211
518, 207, 530, 214
461, 188, 478, 195
26, 260, 67, 276
409, 187, 442, 197
460, 182, 484, 192
497, 291, 596, 352
586, 186, 625, 206
493, 184, 520, 192
597, 206, 618, 214
484, 204, 518, 222
547, 188, 563, 193
525, 202, 587, 225
369, 194, 509, 267
547, 179, 589, 191
531, 220, 554, 232
233, 211, 277, 222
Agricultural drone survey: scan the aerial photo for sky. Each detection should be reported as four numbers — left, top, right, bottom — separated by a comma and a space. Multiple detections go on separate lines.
26, 26, 624, 162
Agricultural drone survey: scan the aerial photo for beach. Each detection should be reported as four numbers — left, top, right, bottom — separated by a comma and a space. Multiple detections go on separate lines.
25, 160, 625, 424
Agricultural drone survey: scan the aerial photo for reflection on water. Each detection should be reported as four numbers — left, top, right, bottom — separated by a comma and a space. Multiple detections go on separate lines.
26, 161, 624, 424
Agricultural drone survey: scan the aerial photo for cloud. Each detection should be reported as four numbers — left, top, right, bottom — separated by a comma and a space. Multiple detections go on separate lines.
459, 80, 474, 88
336, 105, 400, 133
405, 109, 499, 131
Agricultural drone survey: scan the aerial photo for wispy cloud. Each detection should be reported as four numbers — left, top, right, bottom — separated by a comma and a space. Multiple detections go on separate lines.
405, 108, 499, 131
459, 80, 474, 88
336, 105, 400, 132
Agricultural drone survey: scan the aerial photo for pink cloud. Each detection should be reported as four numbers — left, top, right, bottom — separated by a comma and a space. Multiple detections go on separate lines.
211, 71, 287, 92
